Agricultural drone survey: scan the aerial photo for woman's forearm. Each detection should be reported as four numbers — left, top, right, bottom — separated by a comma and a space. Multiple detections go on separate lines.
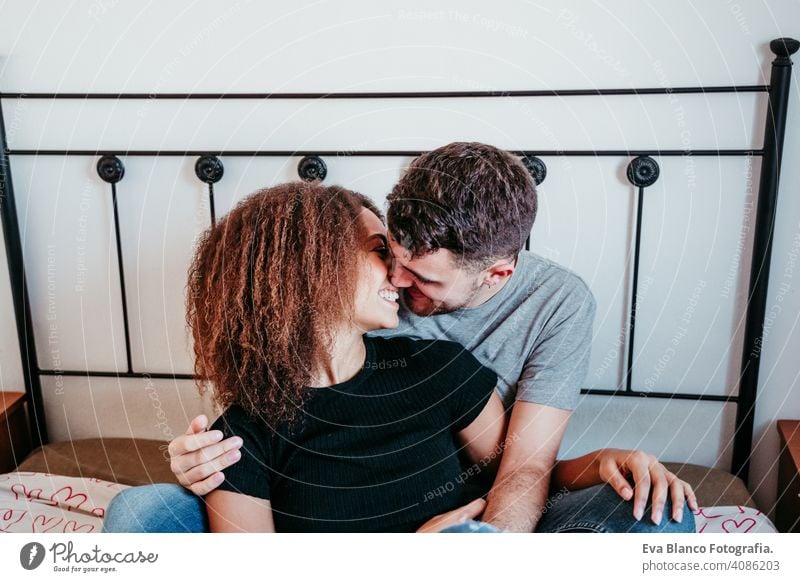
205, 490, 276, 532
551, 449, 604, 491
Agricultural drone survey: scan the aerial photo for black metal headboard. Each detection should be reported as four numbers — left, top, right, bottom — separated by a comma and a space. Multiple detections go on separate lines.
1, 37, 797, 485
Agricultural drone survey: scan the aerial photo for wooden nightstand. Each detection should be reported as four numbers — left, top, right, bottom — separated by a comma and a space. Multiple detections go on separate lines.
776, 420, 800, 532
0, 391, 31, 473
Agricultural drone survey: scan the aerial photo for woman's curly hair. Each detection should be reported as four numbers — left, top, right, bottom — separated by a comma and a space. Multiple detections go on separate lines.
186, 181, 382, 427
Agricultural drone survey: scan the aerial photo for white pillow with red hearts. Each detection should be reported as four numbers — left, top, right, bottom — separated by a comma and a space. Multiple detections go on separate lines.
0, 471, 128, 533
693, 506, 777, 533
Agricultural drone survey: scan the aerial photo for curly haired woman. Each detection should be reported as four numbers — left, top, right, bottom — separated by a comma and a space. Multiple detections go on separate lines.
187, 181, 507, 532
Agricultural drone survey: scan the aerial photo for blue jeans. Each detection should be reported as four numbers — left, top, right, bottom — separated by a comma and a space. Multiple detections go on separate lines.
102, 484, 207, 533
102, 482, 695, 533
535, 482, 695, 533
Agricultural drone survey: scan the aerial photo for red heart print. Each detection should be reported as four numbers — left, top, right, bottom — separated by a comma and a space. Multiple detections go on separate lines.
62, 520, 95, 533
721, 518, 757, 533
31, 514, 64, 533
0, 508, 27, 532
50, 486, 88, 511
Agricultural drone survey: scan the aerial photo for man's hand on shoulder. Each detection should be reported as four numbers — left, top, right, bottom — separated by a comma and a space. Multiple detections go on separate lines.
168, 414, 244, 496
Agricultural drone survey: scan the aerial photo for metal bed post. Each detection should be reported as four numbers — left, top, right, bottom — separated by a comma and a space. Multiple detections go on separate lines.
732, 37, 799, 482
624, 157, 660, 394
0, 97, 48, 447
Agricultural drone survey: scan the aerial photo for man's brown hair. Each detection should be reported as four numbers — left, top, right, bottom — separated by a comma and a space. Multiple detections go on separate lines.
386, 142, 537, 269
186, 181, 381, 427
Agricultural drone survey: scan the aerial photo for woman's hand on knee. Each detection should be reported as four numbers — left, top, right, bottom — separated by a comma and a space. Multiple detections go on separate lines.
167, 415, 244, 496
596, 449, 699, 525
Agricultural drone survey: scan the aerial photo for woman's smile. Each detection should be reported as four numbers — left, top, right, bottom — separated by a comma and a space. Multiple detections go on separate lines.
378, 287, 400, 308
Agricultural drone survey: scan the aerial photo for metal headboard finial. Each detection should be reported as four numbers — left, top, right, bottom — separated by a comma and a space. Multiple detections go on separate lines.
298, 156, 327, 182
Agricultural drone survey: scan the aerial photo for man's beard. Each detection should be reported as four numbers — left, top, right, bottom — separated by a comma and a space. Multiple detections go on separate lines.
403, 280, 483, 316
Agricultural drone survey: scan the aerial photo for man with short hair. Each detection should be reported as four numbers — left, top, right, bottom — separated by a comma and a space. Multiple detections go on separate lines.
378, 142, 592, 532
103, 142, 696, 533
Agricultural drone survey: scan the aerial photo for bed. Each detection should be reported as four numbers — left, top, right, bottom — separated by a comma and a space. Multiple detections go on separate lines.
1, 37, 797, 533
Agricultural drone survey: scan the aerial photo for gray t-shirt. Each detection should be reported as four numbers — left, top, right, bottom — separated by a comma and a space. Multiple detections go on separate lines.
369, 251, 596, 412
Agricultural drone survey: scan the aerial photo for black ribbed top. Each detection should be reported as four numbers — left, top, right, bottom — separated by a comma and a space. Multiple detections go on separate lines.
209, 335, 497, 532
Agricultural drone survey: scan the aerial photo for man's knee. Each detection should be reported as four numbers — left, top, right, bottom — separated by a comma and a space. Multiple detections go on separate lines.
537, 483, 695, 533
653, 499, 696, 533
592, 483, 696, 533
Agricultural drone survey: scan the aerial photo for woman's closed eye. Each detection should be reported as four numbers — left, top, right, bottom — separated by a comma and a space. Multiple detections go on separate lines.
374, 245, 392, 259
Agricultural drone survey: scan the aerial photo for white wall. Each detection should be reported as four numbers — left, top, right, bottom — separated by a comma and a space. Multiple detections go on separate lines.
0, 0, 798, 517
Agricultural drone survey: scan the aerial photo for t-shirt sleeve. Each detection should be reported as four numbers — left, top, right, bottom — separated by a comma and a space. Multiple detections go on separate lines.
435, 342, 498, 432
516, 278, 596, 410
207, 405, 272, 501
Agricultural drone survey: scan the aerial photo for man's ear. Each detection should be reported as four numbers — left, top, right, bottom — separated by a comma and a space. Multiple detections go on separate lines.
483, 256, 517, 287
